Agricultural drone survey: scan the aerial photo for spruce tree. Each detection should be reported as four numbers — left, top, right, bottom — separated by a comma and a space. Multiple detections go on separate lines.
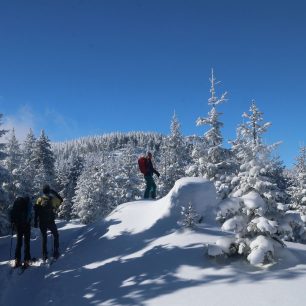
0, 113, 10, 235
72, 154, 115, 224
194, 69, 233, 197
4, 129, 22, 202
290, 146, 306, 209
112, 142, 142, 204
57, 152, 84, 220
160, 113, 188, 194
20, 129, 37, 197
32, 130, 55, 196
211, 101, 289, 265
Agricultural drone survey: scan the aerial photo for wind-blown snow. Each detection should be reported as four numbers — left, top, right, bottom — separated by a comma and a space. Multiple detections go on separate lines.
1, 177, 306, 306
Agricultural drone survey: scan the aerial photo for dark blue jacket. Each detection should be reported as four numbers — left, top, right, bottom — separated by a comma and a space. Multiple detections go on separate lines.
10, 197, 32, 225
145, 159, 160, 177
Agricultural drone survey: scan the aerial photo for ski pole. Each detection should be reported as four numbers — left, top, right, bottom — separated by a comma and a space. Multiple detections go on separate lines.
9, 224, 14, 260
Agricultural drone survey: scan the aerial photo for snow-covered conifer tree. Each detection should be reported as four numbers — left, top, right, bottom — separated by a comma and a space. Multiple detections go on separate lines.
4, 129, 22, 202
193, 69, 233, 197
32, 130, 55, 196
111, 143, 142, 205
19, 129, 37, 197
211, 101, 293, 265
0, 114, 10, 235
57, 152, 84, 220
158, 137, 171, 196
180, 202, 199, 228
230, 101, 282, 201
289, 146, 306, 209
160, 113, 188, 194
72, 154, 115, 224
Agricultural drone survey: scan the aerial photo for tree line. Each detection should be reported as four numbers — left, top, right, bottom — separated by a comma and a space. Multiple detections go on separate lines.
0, 71, 305, 257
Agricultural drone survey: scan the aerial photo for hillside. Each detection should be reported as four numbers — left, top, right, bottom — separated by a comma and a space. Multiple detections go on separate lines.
1, 178, 306, 306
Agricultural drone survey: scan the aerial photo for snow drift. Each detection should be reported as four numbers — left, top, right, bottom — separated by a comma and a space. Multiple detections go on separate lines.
169, 177, 219, 221
105, 177, 218, 238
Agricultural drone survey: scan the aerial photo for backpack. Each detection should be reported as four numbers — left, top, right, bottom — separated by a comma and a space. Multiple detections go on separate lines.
10, 197, 30, 225
138, 157, 148, 174
40, 195, 54, 212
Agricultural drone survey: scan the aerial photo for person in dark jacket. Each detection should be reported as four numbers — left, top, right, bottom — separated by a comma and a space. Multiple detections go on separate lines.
34, 184, 63, 260
10, 196, 32, 268
144, 152, 160, 199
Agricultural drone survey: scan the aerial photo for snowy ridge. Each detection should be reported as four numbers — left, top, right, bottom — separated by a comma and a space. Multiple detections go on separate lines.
1, 178, 306, 306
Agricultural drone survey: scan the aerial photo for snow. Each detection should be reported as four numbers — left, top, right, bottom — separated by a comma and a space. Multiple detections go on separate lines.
247, 235, 275, 266
221, 215, 246, 232
241, 191, 266, 210
218, 197, 241, 217
2, 177, 306, 305
248, 217, 278, 234
169, 177, 219, 222
215, 236, 236, 254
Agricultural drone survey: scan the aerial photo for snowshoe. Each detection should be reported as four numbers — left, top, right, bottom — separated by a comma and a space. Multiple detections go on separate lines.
13, 259, 22, 269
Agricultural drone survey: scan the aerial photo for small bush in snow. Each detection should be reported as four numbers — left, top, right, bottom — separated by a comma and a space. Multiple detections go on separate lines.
180, 202, 199, 228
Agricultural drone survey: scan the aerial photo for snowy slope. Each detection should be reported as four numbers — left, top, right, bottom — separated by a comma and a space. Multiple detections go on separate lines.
1, 178, 306, 306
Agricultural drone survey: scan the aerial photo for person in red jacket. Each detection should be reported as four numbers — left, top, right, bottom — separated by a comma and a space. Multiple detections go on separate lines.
144, 152, 160, 199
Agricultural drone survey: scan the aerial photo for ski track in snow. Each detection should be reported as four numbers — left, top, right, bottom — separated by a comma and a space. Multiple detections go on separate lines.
1, 178, 306, 306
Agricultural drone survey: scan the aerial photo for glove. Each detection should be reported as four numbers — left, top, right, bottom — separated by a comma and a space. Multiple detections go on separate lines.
156, 171, 160, 178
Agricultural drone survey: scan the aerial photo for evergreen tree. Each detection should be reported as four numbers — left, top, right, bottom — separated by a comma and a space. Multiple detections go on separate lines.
32, 130, 55, 196
112, 143, 142, 204
180, 202, 199, 228
159, 136, 171, 196
57, 152, 84, 220
289, 146, 306, 209
194, 69, 233, 197
72, 154, 115, 224
186, 135, 206, 177
230, 101, 281, 201
19, 129, 37, 197
4, 129, 22, 202
160, 113, 188, 194
196, 69, 228, 174
211, 101, 290, 265
0, 114, 9, 235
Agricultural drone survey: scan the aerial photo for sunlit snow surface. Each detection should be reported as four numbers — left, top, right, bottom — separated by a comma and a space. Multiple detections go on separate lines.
1, 178, 306, 306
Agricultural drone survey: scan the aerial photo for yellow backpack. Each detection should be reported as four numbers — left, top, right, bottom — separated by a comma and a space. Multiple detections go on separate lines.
37, 195, 62, 211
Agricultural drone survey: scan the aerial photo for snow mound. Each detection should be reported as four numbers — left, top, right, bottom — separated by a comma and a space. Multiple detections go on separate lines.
105, 177, 219, 238
169, 177, 219, 223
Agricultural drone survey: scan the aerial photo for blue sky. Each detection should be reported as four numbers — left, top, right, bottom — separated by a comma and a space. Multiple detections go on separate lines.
0, 0, 306, 167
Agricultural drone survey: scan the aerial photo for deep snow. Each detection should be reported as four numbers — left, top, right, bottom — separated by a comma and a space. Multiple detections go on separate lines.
1, 178, 306, 306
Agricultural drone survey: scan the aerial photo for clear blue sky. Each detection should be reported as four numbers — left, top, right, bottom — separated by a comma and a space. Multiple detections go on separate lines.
0, 0, 306, 167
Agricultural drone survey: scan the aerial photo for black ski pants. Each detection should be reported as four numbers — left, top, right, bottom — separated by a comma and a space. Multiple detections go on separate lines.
39, 220, 59, 258
15, 223, 31, 262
